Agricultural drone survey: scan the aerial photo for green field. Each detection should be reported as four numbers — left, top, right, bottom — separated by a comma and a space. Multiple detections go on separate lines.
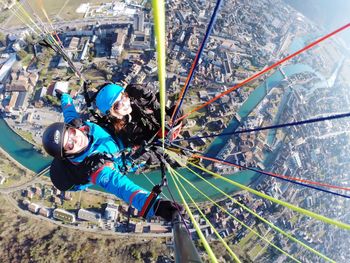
3, 0, 120, 28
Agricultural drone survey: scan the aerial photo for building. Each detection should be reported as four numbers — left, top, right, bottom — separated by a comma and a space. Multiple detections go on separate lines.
0, 175, 6, 185
53, 208, 76, 223
34, 187, 42, 197
39, 207, 50, 217
80, 39, 90, 61
67, 37, 80, 51
22, 199, 30, 207
0, 54, 17, 83
144, 59, 157, 74
77, 208, 102, 223
57, 37, 80, 67
292, 152, 302, 169
134, 223, 144, 234
28, 203, 40, 214
26, 189, 34, 199
149, 224, 168, 234
104, 204, 119, 221
130, 33, 150, 50
111, 29, 127, 58
33, 86, 47, 102
64, 192, 72, 201
133, 13, 144, 32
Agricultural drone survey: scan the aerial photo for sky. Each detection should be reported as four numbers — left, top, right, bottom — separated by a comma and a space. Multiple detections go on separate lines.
284, 0, 350, 45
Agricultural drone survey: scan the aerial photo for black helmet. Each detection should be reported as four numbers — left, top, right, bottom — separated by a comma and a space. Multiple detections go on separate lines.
42, 122, 66, 158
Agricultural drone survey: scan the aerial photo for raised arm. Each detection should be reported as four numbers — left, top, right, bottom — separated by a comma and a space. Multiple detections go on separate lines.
61, 93, 80, 124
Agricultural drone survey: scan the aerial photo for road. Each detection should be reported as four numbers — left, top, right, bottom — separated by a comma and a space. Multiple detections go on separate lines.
0, 165, 176, 238
0, 166, 49, 194
1, 16, 134, 35
3, 192, 173, 237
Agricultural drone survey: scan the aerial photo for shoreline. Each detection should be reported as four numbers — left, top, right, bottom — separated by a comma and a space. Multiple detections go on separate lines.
0, 146, 34, 176
2, 115, 41, 150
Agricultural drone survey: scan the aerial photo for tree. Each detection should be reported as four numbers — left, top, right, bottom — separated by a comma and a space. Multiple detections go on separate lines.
0, 32, 6, 46
117, 50, 128, 64
17, 49, 28, 60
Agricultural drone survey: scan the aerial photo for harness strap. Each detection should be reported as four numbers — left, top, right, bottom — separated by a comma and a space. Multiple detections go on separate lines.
129, 190, 141, 205
139, 184, 162, 218
90, 162, 114, 184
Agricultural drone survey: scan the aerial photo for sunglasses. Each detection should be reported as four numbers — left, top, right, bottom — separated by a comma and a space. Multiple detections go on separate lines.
112, 92, 129, 111
64, 128, 76, 152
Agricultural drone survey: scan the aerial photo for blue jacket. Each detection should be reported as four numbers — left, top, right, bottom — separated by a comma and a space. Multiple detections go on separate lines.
61, 94, 157, 217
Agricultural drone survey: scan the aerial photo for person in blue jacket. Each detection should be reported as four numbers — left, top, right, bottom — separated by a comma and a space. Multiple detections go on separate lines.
42, 92, 180, 221
93, 83, 183, 165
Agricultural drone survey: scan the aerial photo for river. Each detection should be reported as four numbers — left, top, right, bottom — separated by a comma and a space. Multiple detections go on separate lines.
3, 34, 339, 202
0, 62, 321, 202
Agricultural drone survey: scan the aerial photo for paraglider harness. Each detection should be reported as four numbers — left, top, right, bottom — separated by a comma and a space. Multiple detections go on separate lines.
39, 38, 177, 209
139, 158, 167, 218
82, 81, 183, 155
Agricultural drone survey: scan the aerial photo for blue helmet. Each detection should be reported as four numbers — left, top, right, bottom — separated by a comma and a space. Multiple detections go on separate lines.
95, 83, 124, 115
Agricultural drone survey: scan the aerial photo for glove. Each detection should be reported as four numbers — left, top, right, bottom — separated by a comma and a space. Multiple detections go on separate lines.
154, 199, 183, 221
54, 89, 65, 100
79, 152, 114, 177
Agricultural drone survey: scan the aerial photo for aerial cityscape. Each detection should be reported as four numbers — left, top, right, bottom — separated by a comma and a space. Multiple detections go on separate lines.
0, 0, 349, 262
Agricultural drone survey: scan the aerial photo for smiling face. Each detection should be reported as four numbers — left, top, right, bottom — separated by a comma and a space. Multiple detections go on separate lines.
63, 127, 89, 156
110, 92, 132, 119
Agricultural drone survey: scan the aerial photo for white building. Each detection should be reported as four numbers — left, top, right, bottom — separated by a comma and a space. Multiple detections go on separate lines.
292, 152, 302, 168
53, 208, 76, 223
0, 175, 5, 185
28, 203, 41, 214
104, 204, 119, 221
78, 208, 102, 223
0, 54, 17, 83
111, 29, 127, 58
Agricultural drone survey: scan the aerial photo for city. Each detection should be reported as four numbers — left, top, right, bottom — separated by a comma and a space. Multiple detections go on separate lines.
0, 0, 349, 262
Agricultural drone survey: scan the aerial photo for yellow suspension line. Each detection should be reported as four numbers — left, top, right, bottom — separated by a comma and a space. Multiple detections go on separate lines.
23, 0, 50, 35
9, 5, 39, 36
170, 167, 301, 263
37, 0, 62, 47
15, 2, 44, 35
38, 0, 53, 29
168, 168, 219, 263
182, 163, 335, 262
151, 0, 166, 148
140, 171, 169, 199
171, 167, 241, 262
189, 162, 350, 230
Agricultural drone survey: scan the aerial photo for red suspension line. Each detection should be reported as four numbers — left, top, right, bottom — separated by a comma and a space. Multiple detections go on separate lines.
176, 23, 350, 123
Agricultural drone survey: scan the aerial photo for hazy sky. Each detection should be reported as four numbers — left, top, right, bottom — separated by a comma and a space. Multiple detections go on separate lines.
284, 0, 350, 44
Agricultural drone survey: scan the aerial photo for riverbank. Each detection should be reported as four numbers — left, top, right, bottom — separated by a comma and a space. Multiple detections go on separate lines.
2, 114, 41, 149
0, 117, 51, 172
0, 146, 34, 176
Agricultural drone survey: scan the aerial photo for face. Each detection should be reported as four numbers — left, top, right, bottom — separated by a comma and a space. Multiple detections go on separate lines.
110, 92, 132, 118
63, 127, 89, 156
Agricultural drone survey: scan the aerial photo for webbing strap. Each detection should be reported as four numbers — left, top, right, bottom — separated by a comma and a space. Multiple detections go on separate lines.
139, 184, 162, 218
90, 162, 114, 184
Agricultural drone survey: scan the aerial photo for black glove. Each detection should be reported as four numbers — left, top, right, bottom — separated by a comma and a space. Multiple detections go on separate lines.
154, 199, 183, 221
79, 152, 114, 177
69, 118, 83, 128
55, 89, 65, 100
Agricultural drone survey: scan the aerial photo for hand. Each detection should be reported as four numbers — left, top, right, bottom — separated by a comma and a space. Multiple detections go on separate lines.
54, 89, 65, 99
80, 152, 114, 177
154, 199, 183, 221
